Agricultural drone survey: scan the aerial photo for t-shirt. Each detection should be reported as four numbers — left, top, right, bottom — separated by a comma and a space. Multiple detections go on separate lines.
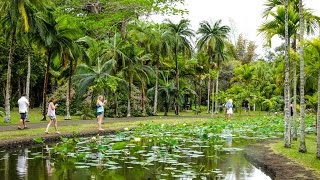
18, 96, 29, 113
225, 102, 233, 109
47, 102, 55, 117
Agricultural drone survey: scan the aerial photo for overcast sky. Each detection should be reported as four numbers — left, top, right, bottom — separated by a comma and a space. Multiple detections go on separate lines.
150, 0, 320, 57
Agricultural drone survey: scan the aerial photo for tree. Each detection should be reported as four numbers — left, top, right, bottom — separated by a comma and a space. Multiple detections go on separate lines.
0, 0, 45, 122
196, 20, 230, 113
164, 19, 194, 115
284, 0, 291, 148
304, 38, 320, 158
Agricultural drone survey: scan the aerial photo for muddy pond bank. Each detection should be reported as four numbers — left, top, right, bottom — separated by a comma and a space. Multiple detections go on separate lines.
245, 141, 319, 180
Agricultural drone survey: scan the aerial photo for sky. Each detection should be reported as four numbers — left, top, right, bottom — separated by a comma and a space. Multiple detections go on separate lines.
149, 0, 320, 57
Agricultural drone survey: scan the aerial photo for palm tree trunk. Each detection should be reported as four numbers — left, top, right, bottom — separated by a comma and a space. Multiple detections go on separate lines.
141, 83, 146, 116
207, 77, 211, 113
41, 50, 52, 121
298, 0, 307, 153
211, 79, 215, 116
214, 70, 219, 113
65, 75, 72, 120
293, 61, 298, 141
199, 75, 202, 112
317, 70, 320, 159
115, 92, 119, 117
127, 73, 133, 117
4, 31, 16, 123
65, 59, 72, 120
26, 51, 31, 100
174, 48, 179, 115
284, 0, 291, 148
153, 60, 159, 115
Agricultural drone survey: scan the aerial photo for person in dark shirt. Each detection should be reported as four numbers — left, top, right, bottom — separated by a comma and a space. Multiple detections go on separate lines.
242, 99, 249, 112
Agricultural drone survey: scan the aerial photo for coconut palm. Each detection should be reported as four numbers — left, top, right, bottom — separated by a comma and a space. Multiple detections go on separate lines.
304, 38, 320, 158
197, 20, 230, 113
163, 19, 194, 115
0, 0, 47, 122
283, 0, 291, 148
298, 0, 307, 153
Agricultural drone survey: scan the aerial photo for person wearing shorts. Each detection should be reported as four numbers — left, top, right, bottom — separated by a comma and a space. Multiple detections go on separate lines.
18, 94, 30, 130
45, 97, 60, 134
96, 95, 107, 131
225, 99, 233, 121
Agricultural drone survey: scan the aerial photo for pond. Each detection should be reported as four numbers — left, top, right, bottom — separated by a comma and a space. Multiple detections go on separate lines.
0, 122, 279, 180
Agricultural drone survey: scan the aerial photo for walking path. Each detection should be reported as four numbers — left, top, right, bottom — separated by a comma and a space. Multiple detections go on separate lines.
0, 115, 213, 132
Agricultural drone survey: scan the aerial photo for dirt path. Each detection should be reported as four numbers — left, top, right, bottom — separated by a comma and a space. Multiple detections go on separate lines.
0, 115, 209, 132
245, 141, 319, 180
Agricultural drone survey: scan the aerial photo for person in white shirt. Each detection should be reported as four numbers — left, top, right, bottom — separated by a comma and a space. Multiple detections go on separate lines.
18, 94, 30, 129
45, 97, 60, 134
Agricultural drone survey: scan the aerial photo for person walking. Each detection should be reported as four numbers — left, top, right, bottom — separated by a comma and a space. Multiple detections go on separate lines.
225, 99, 233, 121
18, 94, 30, 130
45, 97, 60, 134
96, 95, 107, 131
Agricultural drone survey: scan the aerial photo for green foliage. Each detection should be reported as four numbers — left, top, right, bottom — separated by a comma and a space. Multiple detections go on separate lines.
33, 137, 44, 144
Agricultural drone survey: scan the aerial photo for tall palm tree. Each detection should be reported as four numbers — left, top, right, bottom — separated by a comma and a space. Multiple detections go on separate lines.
33, 12, 78, 120
304, 38, 320, 158
284, 0, 291, 148
197, 20, 230, 113
164, 19, 194, 115
0, 0, 46, 122
298, 0, 307, 153
260, 0, 320, 146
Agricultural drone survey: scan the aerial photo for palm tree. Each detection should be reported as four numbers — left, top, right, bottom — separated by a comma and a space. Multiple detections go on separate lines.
197, 20, 230, 114
305, 38, 320, 158
164, 19, 194, 115
33, 12, 79, 120
298, 0, 307, 153
283, 0, 291, 148
0, 0, 45, 122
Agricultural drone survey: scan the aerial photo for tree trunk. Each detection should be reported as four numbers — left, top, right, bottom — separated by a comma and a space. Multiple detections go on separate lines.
284, 0, 291, 148
65, 75, 72, 120
317, 70, 320, 159
211, 79, 215, 116
65, 58, 72, 120
207, 77, 211, 113
293, 61, 298, 141
153, 59, 159, 115
18, 77, 21, 98
115, 92, 119, 117
4, 31, 16, 123
214, 70, 219, 113
141, 82, 146, 116
174, 47, 179, 115
127, 73, 133, 117
298, 0, 307, 153
41, 50, 51, 121
199, 75, 202, 112
26, 52, 31, 100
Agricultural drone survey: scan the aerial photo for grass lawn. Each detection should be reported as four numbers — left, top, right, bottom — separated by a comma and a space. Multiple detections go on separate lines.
0, 108, 82, 125
0, 117, 210, 141
271, 134, 320, 175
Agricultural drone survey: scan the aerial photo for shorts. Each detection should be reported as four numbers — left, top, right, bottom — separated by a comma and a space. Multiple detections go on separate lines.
226, 108, 233, 115
48, 116, 56, 120
97, 112, 103, 116
20, 113, 27, 120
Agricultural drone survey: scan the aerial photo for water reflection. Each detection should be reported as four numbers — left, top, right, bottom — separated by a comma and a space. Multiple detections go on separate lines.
17, 149, 28, 179
0, 134, 271, 180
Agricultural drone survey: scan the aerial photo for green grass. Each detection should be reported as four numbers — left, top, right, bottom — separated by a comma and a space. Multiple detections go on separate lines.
0, 108, 82, 125
0, 117, 211, 141
271, 135, 320, 175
